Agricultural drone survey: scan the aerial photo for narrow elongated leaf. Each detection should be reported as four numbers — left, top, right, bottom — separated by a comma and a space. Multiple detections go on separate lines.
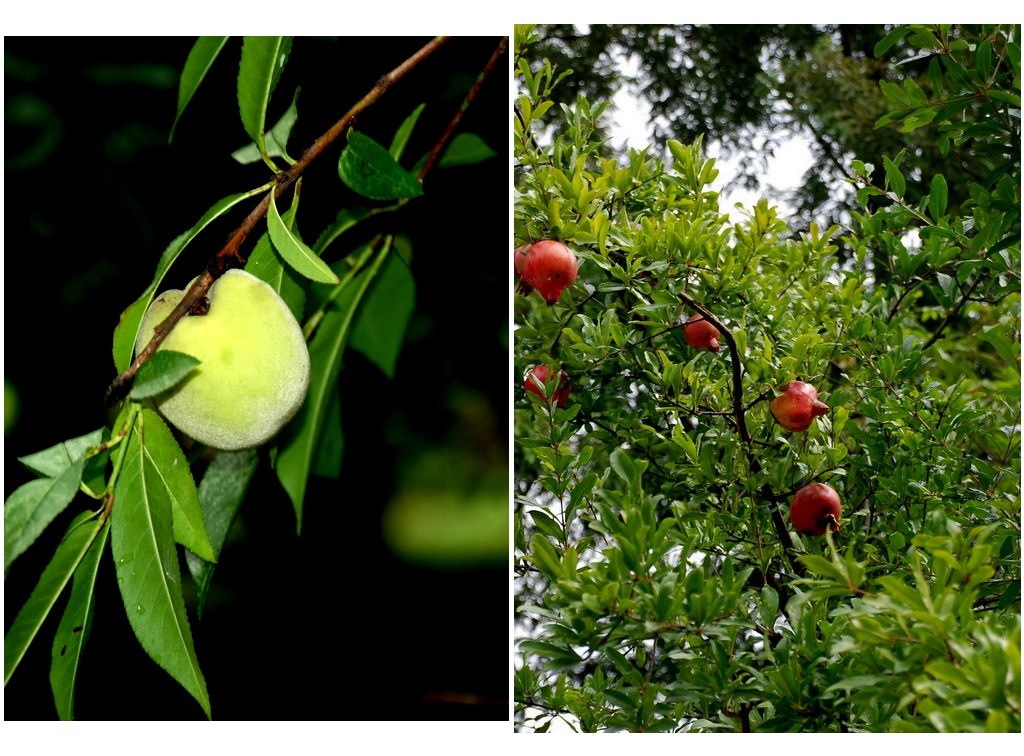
928, 173, 948, 221
112, 409, 210, 718
145, 411, 215, 561
232, 87, 300, 165
883, 155, 906, 197
50, 519, 109, 720
438, 132, 497, 168
313, 207, 374, 256
267, 189, 340, 284
4, 457, 86, 572
18, 428, 102, 478
246, 185, 307, 318
276, 244, 390, 528
4, 511, 101, 686
112, 187, 269, 373
338, 130, 424, 201
349, 248, 415, 378
237, 36, 292, 159
388, 103, 426, 160
311, 390, 343, 479
171, 36, 229, 141
185, 449, 258, 618
129, 351, 200, 400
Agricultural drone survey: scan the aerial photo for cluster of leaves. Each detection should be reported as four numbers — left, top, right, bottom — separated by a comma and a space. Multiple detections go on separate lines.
514, 24, 1020, 732
5, 36, 497, 719
523, 24, 1019, 234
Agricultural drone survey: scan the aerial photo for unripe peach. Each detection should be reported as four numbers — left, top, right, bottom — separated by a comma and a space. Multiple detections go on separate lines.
524, 364, 571, 407
684, 314, 721, 353
770, 380, 829, 432
518, 240, 577, 304
790, 482, 842, 536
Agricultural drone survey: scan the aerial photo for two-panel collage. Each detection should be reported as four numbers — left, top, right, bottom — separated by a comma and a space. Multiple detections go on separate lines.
3, 25, 1022, 737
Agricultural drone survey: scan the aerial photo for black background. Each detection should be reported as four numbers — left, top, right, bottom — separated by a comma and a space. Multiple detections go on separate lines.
4, 36, 508, 720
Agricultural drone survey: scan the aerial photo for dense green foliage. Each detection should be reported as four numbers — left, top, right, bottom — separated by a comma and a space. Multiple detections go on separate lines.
514, 24, 1020, 732
526, 24, 1021, 234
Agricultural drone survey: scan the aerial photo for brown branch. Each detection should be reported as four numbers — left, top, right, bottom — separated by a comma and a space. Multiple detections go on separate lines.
678, 291, 803, 571
418, 36, 508, 181
104, 36, 450, 405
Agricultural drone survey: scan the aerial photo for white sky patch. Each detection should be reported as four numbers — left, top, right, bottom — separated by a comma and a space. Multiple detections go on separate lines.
608, 68, 816, 223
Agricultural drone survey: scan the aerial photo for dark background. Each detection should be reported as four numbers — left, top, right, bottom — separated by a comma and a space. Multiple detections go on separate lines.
4, 37, 508, 720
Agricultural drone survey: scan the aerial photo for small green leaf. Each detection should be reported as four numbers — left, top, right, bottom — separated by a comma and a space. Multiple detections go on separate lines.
112, 409, 210, 718
232, 87, 300, 165
267, 189, 340, 284
349, 248, 415, 378
171, 36, 229, 141
883, 155, 906, 197
313, 207, 374, 256
928, 174, 948, 220
130, 351, 200, 400
18, 429, 102, 478
438, 132, 496, 168
389, 103, 426, 160
246, 185, 307, 319
4, 511, 102, 686
50, 519, 109, 720
874, 26, 911, 58
338, 130, 424, 201
185, 449, 259, 618
236, 36, 292, 162
4, 458, 86, 573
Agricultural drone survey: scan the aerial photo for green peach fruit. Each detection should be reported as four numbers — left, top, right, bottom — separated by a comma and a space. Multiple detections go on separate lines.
135, 269, 310, 450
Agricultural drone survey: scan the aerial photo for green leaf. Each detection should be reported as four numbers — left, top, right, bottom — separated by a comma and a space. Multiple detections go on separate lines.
18, 428, 102, 478
185, 449, 259, 618
112, 187, 268, 373
4, 511, 102, 686
311, 390, 344, 479
349, 248, 415, 378
313, 207, 374, 256
267, 189, 340, 284
874, 26, 911, 58
4, 457, 86, 573
246, 185, 307, 319
338, 130, 424, 201
171, 36, 229, 142
232, 87, 300, 165
883, 155, 906, 197
146, 410, 215, 561
438, 132, 496, 168
112, 409, 210, 718
236, 36, 292, 162
50, 519, 109, 720
389, 103, 426, 161
928, 174, 948, 220
129, 350, 200, 400
276, 244, 389, 529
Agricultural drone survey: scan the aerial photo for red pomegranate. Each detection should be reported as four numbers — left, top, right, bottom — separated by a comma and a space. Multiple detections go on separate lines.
684, 313, 721, 353
523, 364, 571, 408
517, 240, 578, 304
790, 482, 842, 536
770, 381, 829, 432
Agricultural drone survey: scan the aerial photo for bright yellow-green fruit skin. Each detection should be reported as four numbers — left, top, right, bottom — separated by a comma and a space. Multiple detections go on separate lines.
135, 269, 310, 450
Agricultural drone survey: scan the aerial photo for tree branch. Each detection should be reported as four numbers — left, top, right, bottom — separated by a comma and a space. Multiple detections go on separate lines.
105, 37, 451, 405
677, 290, 803, 571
